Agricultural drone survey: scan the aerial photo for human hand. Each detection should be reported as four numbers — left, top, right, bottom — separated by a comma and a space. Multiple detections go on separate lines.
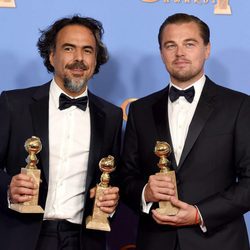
152, 197, 200, 226
90, 186, 119, 214
9, 173, 38, 203
144, 174, 175, 203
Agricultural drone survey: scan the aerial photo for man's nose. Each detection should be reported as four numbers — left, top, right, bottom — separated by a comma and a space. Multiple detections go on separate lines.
176, 45, 185, 56
74, 49, 84, 61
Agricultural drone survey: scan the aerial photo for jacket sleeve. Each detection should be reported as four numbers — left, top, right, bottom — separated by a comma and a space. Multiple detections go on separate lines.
197, 96, 250, 232
0, 91, 13, 210
119, 103, 147, 213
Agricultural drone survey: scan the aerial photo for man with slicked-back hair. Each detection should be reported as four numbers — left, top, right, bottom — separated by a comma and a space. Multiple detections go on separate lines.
120, 13, 250, 250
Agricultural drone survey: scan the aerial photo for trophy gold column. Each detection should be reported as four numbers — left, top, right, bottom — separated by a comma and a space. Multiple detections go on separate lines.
86, 155, 115, 231
10, 136, 44, 213
155, 141, 179, 215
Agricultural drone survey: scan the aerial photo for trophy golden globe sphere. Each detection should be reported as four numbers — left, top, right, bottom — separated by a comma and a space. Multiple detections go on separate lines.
24, 136, 42, 170
154, 141, 171, 173
25, 136, 42, 155
99, 155, 115, 188
154, 141, 171, 158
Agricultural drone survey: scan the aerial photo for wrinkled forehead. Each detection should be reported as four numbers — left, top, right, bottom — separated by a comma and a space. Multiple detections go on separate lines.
54, 24, 97, 49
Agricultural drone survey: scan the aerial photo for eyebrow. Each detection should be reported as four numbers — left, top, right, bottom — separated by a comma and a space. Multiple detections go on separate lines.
163, 38, 198, 46
62, 43, 95, 51
183, 38, 198, 43
61, 43, 75, 48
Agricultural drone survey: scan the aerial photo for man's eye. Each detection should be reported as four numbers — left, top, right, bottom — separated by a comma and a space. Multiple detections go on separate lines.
186, 43, 195, 48
166, 44, 176, 50
64, 47, 73, 52
84, 49, 93, 54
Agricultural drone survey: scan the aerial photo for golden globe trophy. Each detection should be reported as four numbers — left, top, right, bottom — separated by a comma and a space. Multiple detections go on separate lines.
155, 141, 178, 215
10, 136, 44, 213
86, 155, 115, 231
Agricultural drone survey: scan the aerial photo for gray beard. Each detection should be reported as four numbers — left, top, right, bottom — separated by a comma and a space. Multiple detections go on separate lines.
63, 77, 87, 93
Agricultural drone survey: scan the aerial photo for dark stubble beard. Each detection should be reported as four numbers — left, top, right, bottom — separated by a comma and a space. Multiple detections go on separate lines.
171, 71, 195, 83
169, 61, 205, 84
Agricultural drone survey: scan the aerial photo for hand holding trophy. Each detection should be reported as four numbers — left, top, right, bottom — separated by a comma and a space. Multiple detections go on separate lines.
86, 155, 116, 231
10, 136, 44, 213
155, 141, 179, 215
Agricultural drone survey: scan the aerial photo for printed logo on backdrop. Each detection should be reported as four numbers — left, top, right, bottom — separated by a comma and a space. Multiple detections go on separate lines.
0, 0, 15, 7
142, 0, 231, 15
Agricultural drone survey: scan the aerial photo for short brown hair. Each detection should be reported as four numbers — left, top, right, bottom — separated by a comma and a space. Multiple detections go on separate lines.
158, 13, 210, 49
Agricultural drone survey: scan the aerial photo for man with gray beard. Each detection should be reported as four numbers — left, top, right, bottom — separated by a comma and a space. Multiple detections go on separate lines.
0, 15, 122, 250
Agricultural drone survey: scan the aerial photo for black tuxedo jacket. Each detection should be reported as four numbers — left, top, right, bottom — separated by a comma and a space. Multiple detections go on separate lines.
120, 77, 250, 250
0, 82, 123, 250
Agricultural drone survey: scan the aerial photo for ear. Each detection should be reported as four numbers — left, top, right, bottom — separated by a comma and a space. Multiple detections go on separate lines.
205, 42, 211, 60
49, 50, 55, 67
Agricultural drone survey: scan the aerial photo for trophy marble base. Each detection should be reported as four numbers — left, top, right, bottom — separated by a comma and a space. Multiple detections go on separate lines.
156, 202, 179, 216
86, 185, 111, 232
10, 167, 44, 214
156, 170, 179, 216
10, 204, 44, 213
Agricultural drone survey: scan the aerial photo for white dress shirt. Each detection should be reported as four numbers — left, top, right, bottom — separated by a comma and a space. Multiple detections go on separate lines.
168, 76, 205, 165
43, 79, 90, 224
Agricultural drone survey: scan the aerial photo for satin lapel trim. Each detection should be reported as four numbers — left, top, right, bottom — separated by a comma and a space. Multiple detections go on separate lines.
152, 86, 178, 170
30, 83, 50, 183
85, 95, 105, 197
178, 81, 215, 170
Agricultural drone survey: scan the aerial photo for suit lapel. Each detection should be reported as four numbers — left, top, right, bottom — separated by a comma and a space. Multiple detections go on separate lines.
30, 83, 50, 183
85, 92, 106, 195
177, 78, 216, 170
152, 86, 178, 170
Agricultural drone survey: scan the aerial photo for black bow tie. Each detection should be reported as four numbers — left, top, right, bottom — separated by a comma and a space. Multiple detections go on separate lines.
169, 86, 195, 103
59, 93, 88, 111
